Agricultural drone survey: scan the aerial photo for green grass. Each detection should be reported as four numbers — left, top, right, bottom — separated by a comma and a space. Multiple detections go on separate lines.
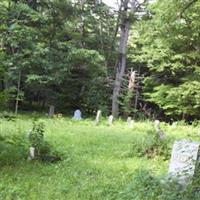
0, 116, 200, 200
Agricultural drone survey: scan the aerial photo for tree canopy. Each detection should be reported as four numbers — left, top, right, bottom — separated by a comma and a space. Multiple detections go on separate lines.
1, 0, 200, 121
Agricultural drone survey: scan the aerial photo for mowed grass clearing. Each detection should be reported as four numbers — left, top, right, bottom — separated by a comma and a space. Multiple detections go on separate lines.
0, 116, 199, 200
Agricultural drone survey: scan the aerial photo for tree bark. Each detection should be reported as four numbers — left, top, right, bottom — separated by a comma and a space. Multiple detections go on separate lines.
15, 70, 21, 115
112, 0, 136, 118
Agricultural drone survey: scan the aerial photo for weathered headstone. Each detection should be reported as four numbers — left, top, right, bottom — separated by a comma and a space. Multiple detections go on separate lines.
108, 115, 114, 126
95, 110, 102, 125
127, 117, 134, 128
73, 109, 82, 120
168, 140, 200, 186
29, 147, 35, 160
127, 117, 131, 124
154, 120, 160, 130
48, 105, 55, 117
172, 122, 177, 128
154, 120, 166, 140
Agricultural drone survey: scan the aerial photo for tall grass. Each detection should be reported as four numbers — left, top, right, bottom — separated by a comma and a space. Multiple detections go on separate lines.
0, 115, 200, 199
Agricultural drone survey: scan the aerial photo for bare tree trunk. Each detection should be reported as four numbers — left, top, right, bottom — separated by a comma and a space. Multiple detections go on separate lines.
112, 0, 136, 118
80, 0, 85, 48
15, 70, 21, 115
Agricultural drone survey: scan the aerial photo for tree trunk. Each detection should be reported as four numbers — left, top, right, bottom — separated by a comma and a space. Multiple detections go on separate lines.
15, 70, 21, 115
112, 0, 136, 118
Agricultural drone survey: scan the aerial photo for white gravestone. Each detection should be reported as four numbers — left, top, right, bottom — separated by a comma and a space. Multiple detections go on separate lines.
168, 140, 200, 186
108, 115, 114, 126
154, 120, 166, 140
95, 110, 102, 125
29, 147, 35, 160
48, 105, 55, 117
127, 117, 134, 128
172, 122, 177, 128
73, 109, 82, 120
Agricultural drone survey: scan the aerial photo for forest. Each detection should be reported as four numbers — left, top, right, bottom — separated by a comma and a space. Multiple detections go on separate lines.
1, 0, 200, 121
1, 1, 200, 200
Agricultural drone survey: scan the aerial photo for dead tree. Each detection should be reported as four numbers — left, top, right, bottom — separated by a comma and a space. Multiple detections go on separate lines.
112, 0, 142, 118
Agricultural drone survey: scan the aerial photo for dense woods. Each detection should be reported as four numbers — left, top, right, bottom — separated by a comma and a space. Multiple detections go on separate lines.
2, 1, 200, 199
0, 0, 200, 121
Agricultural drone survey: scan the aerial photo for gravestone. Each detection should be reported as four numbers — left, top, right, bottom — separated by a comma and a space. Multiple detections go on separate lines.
127, 117, 134, 128
172, 122, 177, 128
168, 140, 200, 186
95, 110, 102, 125
154, 120, 160, 130
29, 147, 35, 160
48, 105, 55, 117
73, 109, 82, 120
108, 115, 114, 126
154, 120, 166, 140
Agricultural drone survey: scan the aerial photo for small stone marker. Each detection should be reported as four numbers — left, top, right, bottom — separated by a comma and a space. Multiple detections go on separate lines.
48, 105, 55, 117
127, 117, 134, 128
108, 115, 114, 126
154, 120, 166, 140
172, 122, 177, 128
73, 109, 82, 120
168, 140, 200, 186
95, 110, 102, 125
29, 147, 35, 160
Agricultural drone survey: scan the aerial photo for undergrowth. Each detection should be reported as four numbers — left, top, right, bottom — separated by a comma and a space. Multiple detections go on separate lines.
0, 115, 200, 199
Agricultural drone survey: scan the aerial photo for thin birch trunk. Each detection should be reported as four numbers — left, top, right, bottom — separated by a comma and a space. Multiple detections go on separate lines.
112, 0, 136, 117
15, 70, 21, 115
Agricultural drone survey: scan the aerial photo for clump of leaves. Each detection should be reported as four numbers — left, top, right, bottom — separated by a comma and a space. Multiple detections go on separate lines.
0, 134, 28, 166
118, 169, 200, 200
0, 112, 16, 121
118, 169, 162, 200
28, 121, 61, 163
128, 130, 172, 159
29, 121, 50, 156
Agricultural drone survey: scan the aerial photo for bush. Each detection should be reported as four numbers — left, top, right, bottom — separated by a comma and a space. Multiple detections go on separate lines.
28, 120, 61, 162
128, 130, 172, 159
118, 169, 200, 200
28, 121, 51, 157
0, 134, 28, 166
0, 111, 16, 121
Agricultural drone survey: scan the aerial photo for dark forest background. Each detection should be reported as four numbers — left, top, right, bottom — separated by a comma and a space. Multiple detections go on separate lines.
1, 0, 200, 121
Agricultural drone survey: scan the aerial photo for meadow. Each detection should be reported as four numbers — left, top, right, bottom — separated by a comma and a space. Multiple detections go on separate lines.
0, 115, 200, 200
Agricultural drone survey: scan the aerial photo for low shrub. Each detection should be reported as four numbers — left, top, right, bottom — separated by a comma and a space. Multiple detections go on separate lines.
118, 169, 200, 200
28, 120, 61, 162
0, 112, 16, 121
128, 130, 172, 159
0, 134, 28, 166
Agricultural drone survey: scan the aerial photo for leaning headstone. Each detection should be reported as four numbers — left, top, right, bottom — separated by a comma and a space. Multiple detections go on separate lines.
108, 115, 114, 126
48, 105, 55, 117
29, 147, 35, 160
168, 140, 200, 187
95, 110, 102, 125
73, 109, 82, 120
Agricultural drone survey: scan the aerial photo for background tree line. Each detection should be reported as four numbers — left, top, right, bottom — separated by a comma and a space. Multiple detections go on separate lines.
0, 0, 200, 121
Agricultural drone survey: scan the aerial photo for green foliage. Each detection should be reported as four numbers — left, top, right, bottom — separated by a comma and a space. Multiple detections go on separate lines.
29, 121, 51, 156
0, 132, 28, 166
118, 169, 162, 200
0, 111, 16, 121
129, 0, 200, 120
0, 0, 115, 114
128, 129, 172, 159
0, 116, 200, 199
118, 169, 200, 200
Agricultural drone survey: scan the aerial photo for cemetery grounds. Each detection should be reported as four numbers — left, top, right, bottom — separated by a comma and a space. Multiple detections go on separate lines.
1, 115, 200, 200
